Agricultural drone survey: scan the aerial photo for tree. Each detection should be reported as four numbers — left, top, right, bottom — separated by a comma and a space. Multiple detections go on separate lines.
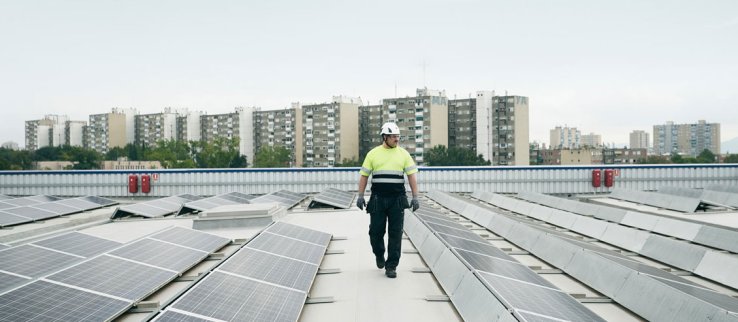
725, 154, 738, 163
640, 155, 671, 164
696, 149, 716, 163
335, 157, 362, 167
146, 139, 196, 168
253, 146, 291, 168
192, 137, 246, 168
425, 145, 491, 166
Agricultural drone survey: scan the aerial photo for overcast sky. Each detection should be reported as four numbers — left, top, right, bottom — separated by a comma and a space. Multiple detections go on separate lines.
1, 0, 737, 148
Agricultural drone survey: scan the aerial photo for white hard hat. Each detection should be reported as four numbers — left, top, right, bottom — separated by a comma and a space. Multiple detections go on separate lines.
380, 122, 400, 135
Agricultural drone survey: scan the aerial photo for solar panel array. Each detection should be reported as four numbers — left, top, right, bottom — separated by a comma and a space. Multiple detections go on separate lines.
609, 188, 703, 212
250, 190, 307, 209
113, 194, 202, 218
0, 195, 116, 227
157, 221, 331, 322
308, 188, 355, 209
0, 227, 230, 321
179, 192, 256, 214
408, 206, 605, 322
430, 190, 738, 321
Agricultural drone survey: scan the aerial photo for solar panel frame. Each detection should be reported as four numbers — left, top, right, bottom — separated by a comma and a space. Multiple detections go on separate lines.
46, 255, 177, 301
0, 244, 82, 278
154, 310, 213, 322
267, 222, 332, 246
33, 232, 122, 258
308, 188, 355, 209
455, 248, 557, 288
437, 232, 514, 261
2, 197, 45, 207
0, 211, 31, 227
247, 232, 326, 264
27, 202, 81, 215
0, 201, 16, 209
55, 198, 101, 210
425, 222, 488, 243
2, 206, 57, 220
78, 195, 117, 206
171, 271, 306, 322
0, 280, 131, 322
0, 271, 30, 293
220, 248, 319, 292
109, 238, 208, 272
150, 226, 230, 253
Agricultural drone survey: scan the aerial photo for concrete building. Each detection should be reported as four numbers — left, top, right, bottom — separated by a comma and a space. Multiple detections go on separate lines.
491, 95, 529, 166
581, 132, 602, 147
254, 103, 303, 167
135, 108, 178, 148
550, 126, 581, 149
65, 121, 86, 147
100, 159, 163, 170
1, 141, 20, 150
24, 115, 73, 150
559, 148, 602, 165
630, 130, 650, 151
475, 91, 494, 162
200, 107, 256, 162
303, 96, 360, 167
382, 88, 448, 165
86, 109, 128, 154
653, 120, 720, 157
603, 148, 648, 164
448, 97, 476, 152
176, 109, 202, 143
358, 104, 385, 160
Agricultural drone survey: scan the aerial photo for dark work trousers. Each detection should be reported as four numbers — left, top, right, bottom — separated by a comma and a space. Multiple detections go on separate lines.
368, 194, 408, 269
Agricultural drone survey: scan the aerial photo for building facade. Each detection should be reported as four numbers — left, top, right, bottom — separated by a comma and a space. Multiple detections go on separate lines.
491, 95, 529, 166
653, 120, 720, 157
629, 130, 650, 151
200, 107, 256, 161
65, 121, 86, 147
303, 96, 360, 167
176, 109, 202, 143
135, 108, 178, 148
358, 104, 385, 160
86, 110, 128, 154
254, 104, 303, 167
24, 115, 73, 150
581, 133, 602, 148
448, 97, 476, 152
550, 126, 581, 149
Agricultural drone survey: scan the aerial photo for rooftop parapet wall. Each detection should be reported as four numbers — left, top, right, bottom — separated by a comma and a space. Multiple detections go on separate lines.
1, 164, 737, 197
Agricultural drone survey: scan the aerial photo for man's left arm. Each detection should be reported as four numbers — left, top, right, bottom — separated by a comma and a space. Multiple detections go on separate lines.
408, 173, 419, 211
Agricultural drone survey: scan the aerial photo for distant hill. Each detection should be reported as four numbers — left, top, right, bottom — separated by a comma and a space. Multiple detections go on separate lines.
723, 137, 738, 154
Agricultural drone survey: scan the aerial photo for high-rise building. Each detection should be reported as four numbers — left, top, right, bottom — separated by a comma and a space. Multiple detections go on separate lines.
653, 120, 720, 157
475, 91, 494, 162
448, 97, 476, 152
25, 115, 75, 150
303, 96, 361, 167
135, 108, 178, 148
65, 121, 86, 147
381, 88, 448, 165
550, 126, 581, 149
86, 109, 128, 154
176, 109, 202, 143
200, 107, 256, 161
491, 95, 530, 166
358, 104, 385, 160
254, 103, 303, 167
581, 133, 602, 148
629, 130, 650, 151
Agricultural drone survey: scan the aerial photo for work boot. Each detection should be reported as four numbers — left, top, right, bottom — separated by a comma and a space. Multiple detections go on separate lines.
375, 256, 385, 269
385, 267, 397, 278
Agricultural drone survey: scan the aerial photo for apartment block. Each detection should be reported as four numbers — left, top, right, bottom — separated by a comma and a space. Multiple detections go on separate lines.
581, 133, 602, 147
303, 96, 361, 167
65, 121, 86, 147
358, 104, 385, 160
491, 95, 529, 166
629, 130, 650, 152
603, 148, 648, 164
176, 109, 202, 142
135, 108, 177, 148
448, 97, 476, 152
254, 103, 303, 167
25, 115, 79, 150
653, 120, 720, 156
86, 110, 128, 154
382, 88, 448, 165
200, 107, 256, 161
550, 126, 581, 149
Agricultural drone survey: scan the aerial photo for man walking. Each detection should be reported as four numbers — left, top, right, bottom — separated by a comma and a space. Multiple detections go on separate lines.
356, 122, 420, 278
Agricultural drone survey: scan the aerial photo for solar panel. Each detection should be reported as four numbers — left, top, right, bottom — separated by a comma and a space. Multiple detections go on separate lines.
149, 226, 230, 253
0, 245, 81, 278
115, 194, 204, 218
110, 238, 208, 272
0, 271, 30, 293
220, 248, 319, 292
417, 213, 468, 229
0, 201, 15, 209
33, 232, 122, 258
179, 192, 254, 213
3, 196, 48, 207
55, 198, 101, 210
267, 221, 332, 246
655, 278, 738, 313
154, 310, 212, 322
456, 249, 556, 288
425, 222, 487, 243
46, 255, 177, 301
478, 271, 605, 321
251, 189, 306, 209
27, 202, 80, 215
308, 188, 355, 209
0, 243, 8, 250
171, 271, 306, 322
0, 280, 131, 322
0, 194, 12, 200
437, 232, 513, 261
3, 206, 56, 220
0, 210, 30, 227
78, 195, 117, 206
247, 232, 325, 264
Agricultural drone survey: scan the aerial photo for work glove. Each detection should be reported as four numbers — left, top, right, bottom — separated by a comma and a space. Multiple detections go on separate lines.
357, 195, 366, 210
411, 197, 420, 211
